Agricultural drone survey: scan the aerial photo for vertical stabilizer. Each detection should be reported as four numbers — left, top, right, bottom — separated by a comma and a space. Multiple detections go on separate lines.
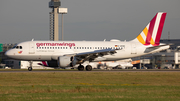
135, 12, 167, 46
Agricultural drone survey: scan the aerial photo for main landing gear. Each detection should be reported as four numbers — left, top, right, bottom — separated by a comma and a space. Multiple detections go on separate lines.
78, 64, 92, 71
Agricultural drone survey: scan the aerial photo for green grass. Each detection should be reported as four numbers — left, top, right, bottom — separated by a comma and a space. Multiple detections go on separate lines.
0, 72, 180, 101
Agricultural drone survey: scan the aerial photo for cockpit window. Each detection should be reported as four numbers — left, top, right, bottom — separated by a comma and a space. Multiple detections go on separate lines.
16, 46, 19, 49
12, 46, 23, 49
12, 45, 17, 49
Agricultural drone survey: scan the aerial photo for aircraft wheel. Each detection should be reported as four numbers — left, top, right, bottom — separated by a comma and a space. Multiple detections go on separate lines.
28, 67, 32, 71
86, 65, 92, 71
78, 65, 84, 71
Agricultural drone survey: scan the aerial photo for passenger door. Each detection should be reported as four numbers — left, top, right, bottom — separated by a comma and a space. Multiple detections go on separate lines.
29, 42, 35, 54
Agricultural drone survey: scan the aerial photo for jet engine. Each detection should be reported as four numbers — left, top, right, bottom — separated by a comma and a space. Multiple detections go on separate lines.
58, 56, 77, 67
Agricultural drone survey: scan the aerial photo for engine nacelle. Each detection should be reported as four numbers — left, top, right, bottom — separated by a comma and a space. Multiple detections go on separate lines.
58, 56, 77, 67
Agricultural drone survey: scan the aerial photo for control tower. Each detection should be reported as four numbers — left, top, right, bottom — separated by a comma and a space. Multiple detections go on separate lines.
49, 0, 61, 41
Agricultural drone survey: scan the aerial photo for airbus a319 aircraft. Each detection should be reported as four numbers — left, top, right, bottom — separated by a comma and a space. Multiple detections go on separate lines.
5, 12, 169, 71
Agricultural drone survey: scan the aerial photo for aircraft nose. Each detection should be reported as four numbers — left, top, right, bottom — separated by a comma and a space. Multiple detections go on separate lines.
5, 51, 9, 56
5, 50, 12, 58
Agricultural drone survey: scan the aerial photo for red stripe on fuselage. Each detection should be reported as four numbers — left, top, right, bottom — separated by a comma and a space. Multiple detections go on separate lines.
144, 14, 157, 45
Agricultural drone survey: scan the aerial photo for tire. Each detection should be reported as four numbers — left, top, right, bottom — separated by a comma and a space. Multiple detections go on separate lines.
86, 65, 92, 71
28, 67, 32, 71
78, 65, 84, 71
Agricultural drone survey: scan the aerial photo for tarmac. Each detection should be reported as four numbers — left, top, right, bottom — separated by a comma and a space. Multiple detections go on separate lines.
0, 69, 180, 73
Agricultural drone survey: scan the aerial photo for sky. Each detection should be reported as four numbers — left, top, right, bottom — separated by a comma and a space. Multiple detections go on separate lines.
0, 0, 180, 44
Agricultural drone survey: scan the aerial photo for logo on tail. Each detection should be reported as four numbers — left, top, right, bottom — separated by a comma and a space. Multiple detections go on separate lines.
136, 12, 167, 46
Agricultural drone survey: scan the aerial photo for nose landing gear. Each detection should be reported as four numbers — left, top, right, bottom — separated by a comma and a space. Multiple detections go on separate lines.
28, 61, 33, 71
28, 67, 32, 71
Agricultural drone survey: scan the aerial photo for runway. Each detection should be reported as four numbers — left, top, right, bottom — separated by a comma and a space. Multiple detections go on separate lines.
1, 69, 180, 73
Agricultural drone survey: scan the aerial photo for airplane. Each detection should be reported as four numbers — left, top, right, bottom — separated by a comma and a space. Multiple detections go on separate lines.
5, 12, 169, 71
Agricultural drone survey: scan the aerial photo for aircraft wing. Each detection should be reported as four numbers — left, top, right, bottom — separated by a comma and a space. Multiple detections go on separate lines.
66, 48, 117, 62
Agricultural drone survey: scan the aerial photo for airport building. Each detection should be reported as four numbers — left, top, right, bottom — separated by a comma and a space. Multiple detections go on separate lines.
1, 39, 180, 69
132, 39, 180, 69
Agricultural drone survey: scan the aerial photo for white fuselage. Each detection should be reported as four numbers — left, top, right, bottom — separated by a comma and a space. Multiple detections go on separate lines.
5, 40, 169, 61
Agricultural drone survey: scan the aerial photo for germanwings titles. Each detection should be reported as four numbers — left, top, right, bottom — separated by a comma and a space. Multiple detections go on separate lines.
36, 42, 75, 47
5, 12, 169, 71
